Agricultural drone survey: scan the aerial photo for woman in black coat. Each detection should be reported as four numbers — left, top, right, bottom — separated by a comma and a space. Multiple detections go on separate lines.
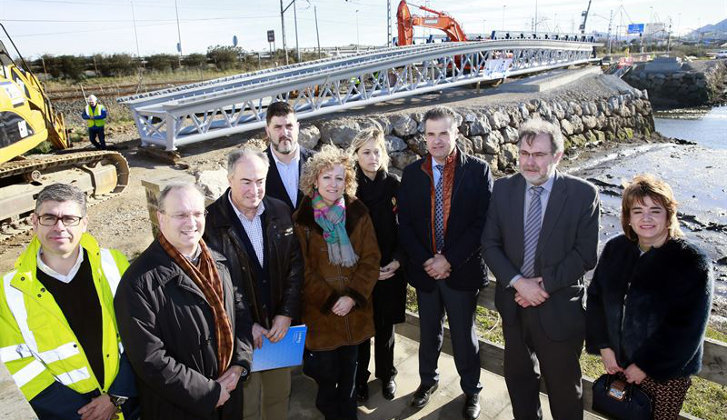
349, 128, 407, 402
586, 174, 713, 420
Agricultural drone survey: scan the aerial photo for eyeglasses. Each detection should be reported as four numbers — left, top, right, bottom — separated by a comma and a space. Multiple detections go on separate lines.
160, 210, 208, 221
37, 214, 84, 226
519, 150, 552, 160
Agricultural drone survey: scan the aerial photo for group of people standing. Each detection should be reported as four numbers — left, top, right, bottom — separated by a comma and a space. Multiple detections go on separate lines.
0, 100, 713, 420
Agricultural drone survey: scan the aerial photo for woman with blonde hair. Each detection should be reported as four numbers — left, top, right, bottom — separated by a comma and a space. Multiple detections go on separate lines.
348, 128, 406, 402
586, 174, 713, 419
293, 145, 380, 420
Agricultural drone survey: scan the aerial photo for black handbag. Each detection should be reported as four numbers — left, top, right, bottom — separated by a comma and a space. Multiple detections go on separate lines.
592, 374, 653, 420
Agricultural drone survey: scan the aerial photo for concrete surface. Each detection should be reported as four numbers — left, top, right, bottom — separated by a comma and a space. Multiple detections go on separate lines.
0, 361, 38, 420
289, 333, 603, 420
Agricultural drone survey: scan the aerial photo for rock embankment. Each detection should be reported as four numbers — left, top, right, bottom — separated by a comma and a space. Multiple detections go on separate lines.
623, 58, 727, 109
289, 82, 655, 174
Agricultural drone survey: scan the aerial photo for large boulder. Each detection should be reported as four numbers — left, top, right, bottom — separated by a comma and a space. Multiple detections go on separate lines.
196, 167, 228, 200
392, 115, 418, 137
487, 109, 510, 130
390, 150, 420, 169
406, 134, 428, 156
319, 119, 361, 148
385, 135, 408, 152
298, 125, 321, 150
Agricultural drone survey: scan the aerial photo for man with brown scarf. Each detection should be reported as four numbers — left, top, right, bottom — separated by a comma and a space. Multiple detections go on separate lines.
114, 182, 253, 420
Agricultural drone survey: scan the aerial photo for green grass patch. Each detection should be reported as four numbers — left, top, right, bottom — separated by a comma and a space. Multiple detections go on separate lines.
405, 285, 727, 419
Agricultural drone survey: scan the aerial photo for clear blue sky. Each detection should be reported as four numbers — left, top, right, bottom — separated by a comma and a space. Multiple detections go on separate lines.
0, 0, 724, 58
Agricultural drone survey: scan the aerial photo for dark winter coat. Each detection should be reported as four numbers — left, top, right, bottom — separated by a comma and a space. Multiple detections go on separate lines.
114, 240, 254, 420
586, 234, 714, 381
293, 195, 381, 351
355, 168, 406, 326
204, 192, 304, 329
398, 148, 493, 292
265, 146, 314, 210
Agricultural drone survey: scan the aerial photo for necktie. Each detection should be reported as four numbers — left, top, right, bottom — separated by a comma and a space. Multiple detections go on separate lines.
434, 164, 445, 252
521, 186, 544, 278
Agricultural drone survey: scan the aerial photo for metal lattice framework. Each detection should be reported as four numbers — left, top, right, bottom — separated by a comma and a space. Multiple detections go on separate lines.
119, 39, 598, 150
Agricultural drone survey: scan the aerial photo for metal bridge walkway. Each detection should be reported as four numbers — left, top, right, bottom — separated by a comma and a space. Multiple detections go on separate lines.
118, 39, 598, 150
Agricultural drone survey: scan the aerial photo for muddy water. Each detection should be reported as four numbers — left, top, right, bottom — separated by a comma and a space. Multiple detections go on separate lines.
654, 105, 727, 150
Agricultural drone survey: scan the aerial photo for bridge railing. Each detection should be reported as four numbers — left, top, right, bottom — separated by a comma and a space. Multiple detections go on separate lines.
119, 39, 599, 151
399, 282, 726, 420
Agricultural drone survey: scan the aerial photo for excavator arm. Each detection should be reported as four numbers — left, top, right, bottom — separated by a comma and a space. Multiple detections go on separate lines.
396, 0, 467, 46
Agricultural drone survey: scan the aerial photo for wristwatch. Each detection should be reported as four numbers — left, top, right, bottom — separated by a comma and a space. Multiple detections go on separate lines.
240, 366, 249, 382
109, 394, 128, 410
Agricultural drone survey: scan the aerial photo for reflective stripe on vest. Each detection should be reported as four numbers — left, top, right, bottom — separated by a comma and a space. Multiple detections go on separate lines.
12, 359, 45, 388
56, 366, 91, 386
3, 271, 81, 385
0, 344, 33, 362
99, 249, 121, 296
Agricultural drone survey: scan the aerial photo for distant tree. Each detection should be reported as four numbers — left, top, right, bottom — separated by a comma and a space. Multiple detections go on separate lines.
41, 55, 85, 80
146, 54, 180, 72
206, 45, 243, 70
182, 53, 207, 69
97, 53, 136, 77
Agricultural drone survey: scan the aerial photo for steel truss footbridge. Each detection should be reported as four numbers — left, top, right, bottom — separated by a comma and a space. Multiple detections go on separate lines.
118, 39, 598, 150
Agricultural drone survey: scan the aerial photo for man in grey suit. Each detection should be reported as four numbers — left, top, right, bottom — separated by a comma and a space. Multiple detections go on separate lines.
482, 119, 600, 420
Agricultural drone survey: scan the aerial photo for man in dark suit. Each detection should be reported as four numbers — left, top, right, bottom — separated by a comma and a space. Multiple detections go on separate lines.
264, 102, 314, 210
204, 147, 303, 420
482, 119, 600, 420
398, 106, 493, 420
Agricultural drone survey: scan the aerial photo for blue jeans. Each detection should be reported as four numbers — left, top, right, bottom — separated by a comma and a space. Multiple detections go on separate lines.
303, 345, 359, 420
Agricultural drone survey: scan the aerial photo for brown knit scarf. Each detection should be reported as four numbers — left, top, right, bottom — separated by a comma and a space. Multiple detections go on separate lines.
158, 233, 234, 374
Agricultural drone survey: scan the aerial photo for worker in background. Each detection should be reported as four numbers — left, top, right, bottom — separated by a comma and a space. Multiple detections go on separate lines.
82, 94, 107, 150
0, 183, 138, 420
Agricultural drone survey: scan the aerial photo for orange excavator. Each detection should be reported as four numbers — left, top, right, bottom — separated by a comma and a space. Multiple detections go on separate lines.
396, 0, 467, 46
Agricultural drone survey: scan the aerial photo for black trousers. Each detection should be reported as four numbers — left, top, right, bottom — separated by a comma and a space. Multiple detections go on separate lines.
356, 323, 397, 386
88, 126, 106, 149
303, 345, 359, 420
502, 307, 584, 420
416, 280, 482, 396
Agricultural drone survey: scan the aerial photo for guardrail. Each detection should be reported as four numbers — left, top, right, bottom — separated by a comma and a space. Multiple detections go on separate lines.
399, 283, 726, 420
118, 39, 599, 151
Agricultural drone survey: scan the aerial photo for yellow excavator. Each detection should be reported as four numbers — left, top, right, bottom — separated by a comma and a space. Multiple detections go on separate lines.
0, 24, 129, 239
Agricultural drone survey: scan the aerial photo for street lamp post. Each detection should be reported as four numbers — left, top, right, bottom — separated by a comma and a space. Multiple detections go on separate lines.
279, 0, 303, 65
174, 0, 183, 66
130, 1, 141, 59
356, 9, 360, 51
502, 5, 506, 32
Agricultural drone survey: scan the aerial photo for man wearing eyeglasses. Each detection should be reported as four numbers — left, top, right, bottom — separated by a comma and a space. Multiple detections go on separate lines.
482, 119, 600, 420
114, 182, 253, 420
0, 183, 138, 420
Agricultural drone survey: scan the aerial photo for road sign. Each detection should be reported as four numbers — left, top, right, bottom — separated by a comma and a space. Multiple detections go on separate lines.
267, 30, 275, 42
627, 23, 645, 34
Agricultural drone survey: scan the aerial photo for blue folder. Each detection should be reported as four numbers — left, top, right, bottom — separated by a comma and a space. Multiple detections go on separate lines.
251, 324, 307, 372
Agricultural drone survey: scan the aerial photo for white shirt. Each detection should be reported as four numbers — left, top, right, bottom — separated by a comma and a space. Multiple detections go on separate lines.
269, 145, 301, 207
228, 191, 266, 266
509, 172, 556, 287
36, 246, 84, 284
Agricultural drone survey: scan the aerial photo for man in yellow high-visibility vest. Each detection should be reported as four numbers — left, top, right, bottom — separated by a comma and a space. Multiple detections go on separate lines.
0, 183, 138, 420
82, 95, 107, 150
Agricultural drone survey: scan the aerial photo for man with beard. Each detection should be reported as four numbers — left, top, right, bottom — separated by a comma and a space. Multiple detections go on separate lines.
482, 119, 600, 420
264, 102, 314, 211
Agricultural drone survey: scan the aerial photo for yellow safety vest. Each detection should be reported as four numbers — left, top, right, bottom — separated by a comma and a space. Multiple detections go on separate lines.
0, 233, 128, 412
86, 104, 106, 128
